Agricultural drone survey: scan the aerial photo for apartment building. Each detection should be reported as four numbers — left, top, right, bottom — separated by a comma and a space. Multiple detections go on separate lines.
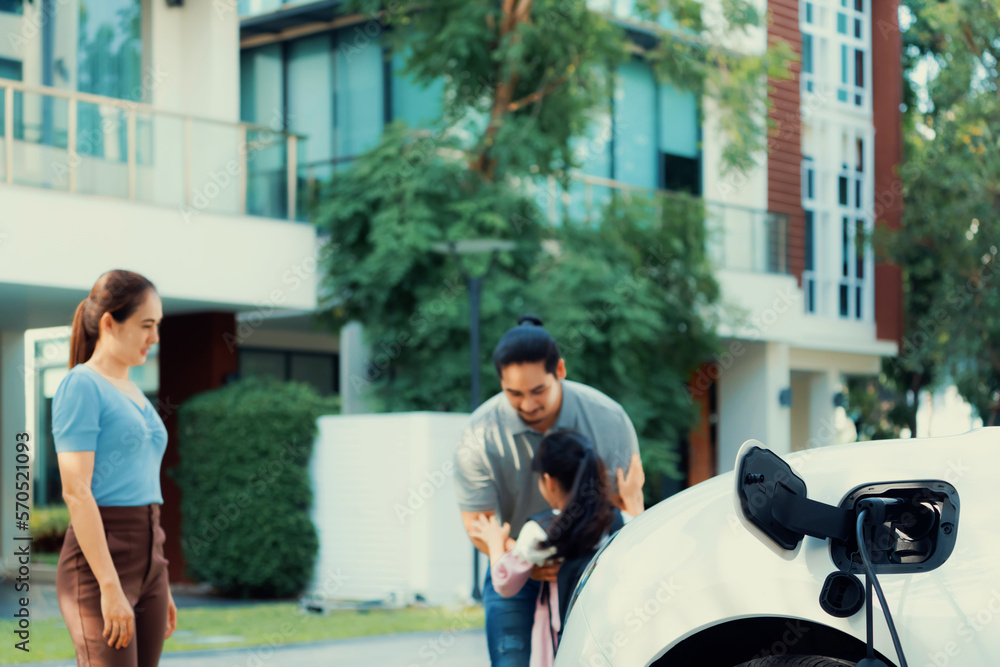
236, 0, 902, 479
0, 0, 902, 584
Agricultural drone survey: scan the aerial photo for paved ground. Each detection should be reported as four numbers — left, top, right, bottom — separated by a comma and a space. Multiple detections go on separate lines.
2, 578, 489, 667
22, 629, 489, 667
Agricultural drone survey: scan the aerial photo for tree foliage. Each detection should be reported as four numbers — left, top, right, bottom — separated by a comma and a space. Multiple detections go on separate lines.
876, 0, 1000, 426
314, 1, 793, 498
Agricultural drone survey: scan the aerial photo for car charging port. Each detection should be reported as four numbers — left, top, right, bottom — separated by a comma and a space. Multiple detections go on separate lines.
832, 482, 959, 575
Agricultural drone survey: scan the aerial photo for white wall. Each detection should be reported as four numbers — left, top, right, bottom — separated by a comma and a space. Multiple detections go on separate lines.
717, 340, 791, 472
0, 186, 318, 313
308, 412, 475, 605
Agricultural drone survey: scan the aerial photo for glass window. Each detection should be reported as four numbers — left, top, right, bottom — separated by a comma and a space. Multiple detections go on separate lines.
615, 60, 657, 189
0, 0, 23, 14
0, 57, 24, 141
802, 34, 813, 75
856, 219, 865, 278
288, 35, 335, 180
391, 49, 444, 128
335, 32, 386, 158
77, 1, 143, 101
659, 82, 698, 159
839, 176, 848, 205
842, 216, 850, 277
839, 284, 849, 317
240, 349, 339, 396
805, 2, 813, 23
290, 353, 337, 396
837, 12, 847, 34
804, 210, 814, 271
241, 350, 286, 380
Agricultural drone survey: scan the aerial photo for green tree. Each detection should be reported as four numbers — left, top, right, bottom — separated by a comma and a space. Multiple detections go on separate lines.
314, 1, 793, 500
877, 0, 1000, 426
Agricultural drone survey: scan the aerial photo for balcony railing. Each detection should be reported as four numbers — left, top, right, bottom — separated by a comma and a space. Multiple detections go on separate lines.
533, 172, 792, 275
0, 78, 304, 221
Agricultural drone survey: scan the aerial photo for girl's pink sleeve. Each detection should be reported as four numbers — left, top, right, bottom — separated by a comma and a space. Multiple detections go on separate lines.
491, 550, 535, 598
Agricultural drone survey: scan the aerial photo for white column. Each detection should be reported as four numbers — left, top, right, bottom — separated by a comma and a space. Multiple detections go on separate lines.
0, 330, 28, 575
148, 0, 240, 121
717, 340, 792, 473
790, 372, 811, 452
807, 369, 840, 448
338, 322, 371, 415
148, 0, 243, 214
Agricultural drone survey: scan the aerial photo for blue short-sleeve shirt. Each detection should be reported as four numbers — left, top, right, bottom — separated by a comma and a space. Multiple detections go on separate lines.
51, 363, 168, 506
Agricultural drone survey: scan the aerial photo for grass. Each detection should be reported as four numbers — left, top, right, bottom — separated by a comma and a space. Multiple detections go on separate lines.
0, 602, 484, 664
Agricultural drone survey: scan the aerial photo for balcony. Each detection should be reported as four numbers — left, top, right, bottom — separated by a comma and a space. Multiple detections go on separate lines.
0, 78, 304, 221
532, 172, 791, 275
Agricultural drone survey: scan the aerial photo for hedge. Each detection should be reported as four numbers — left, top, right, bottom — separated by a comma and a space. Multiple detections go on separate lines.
172, 376, 338, 598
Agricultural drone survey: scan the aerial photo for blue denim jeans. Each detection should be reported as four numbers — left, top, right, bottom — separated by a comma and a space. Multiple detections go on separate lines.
483, 566, 541, 667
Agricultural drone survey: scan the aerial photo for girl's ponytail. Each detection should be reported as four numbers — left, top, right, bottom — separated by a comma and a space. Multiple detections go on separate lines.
534, 430, 613, 559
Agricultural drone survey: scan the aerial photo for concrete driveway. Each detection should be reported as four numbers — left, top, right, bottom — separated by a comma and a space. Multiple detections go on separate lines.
23, 629, 489, 667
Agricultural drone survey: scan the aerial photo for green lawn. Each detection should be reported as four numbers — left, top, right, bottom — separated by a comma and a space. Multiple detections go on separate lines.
0, 602, 484, 664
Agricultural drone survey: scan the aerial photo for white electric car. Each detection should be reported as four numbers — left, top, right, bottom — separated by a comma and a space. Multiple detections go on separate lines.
555, 429, 998, 666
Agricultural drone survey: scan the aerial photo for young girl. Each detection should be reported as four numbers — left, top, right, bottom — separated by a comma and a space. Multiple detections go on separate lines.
469, 429, 629, 667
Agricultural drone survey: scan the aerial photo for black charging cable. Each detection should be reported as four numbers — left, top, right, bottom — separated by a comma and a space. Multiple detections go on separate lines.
856, 504, 908, 667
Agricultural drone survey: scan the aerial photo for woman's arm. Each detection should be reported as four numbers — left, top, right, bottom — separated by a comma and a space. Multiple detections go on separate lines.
58, 451, 135, 650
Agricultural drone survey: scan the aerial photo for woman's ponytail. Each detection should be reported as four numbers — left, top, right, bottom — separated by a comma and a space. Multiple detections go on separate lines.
69, 299, 96, 369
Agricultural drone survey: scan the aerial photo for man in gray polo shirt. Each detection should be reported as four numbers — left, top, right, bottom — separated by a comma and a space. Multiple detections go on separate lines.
454, 315, 643, 666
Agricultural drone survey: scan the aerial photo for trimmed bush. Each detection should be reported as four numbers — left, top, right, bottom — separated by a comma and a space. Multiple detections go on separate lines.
31, 504, 71, 553
172, 376, 338, 598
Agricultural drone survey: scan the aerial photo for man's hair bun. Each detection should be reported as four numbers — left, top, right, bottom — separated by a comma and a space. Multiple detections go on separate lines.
518, 314, 544, 327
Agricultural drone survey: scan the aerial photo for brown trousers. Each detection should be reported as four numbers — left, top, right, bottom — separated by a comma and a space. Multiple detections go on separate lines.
56, 504, 171, 667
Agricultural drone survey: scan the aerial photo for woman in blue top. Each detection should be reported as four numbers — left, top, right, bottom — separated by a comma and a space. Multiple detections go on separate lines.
52, 269, 176, 667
